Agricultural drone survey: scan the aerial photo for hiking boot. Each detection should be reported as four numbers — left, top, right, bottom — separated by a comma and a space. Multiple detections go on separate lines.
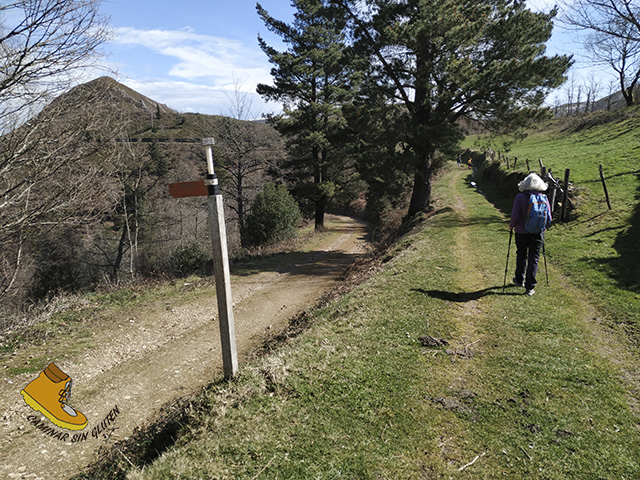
525, 289, 535, 296
512, 277, 524, 287
20, 363, 87, 431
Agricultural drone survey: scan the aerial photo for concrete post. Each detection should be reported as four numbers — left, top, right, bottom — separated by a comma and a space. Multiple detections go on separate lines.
203, 138, 238, 379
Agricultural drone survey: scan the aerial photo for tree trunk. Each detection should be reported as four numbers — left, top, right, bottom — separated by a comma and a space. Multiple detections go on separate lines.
313, 146, 324, 230
620, 72, 635, 106
315, 197, 325, 230
408, 148, 434, 217
237, 174, 246, 246
112, 225, 128, 282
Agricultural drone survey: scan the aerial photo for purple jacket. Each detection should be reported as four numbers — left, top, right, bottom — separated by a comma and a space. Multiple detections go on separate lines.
509, 192, 552, 234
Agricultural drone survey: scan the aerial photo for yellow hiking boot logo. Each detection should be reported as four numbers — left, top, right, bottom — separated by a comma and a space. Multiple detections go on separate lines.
20, 363, 88, 431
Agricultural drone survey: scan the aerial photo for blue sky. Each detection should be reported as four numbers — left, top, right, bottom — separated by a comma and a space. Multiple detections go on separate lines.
98, 0, 295, 117
96, 0, 609, 117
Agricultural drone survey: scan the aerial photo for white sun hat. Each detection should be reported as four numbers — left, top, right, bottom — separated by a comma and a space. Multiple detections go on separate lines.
518, 173, 548, 192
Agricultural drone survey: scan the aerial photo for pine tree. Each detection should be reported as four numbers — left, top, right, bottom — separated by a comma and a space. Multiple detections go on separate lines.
257, 0, 357, 229
335, 0, 572, 216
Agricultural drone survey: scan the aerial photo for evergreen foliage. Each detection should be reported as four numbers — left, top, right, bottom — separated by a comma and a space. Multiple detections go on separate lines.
257, 0, 359, 229
372, 0, 567, 215
256, 0, 572, 219
166, 243, 210, 276
342, 92, 415, 220
244, 183, 302, 247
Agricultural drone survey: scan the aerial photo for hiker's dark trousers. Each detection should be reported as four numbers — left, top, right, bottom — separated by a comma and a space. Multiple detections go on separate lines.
514, 232, 544, 290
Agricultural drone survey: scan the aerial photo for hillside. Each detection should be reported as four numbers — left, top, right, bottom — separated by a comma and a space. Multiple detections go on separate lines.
0, 77, 285, 319
54, 76, 175, 117
552, 85, 640, 116
467, 105, 639, 338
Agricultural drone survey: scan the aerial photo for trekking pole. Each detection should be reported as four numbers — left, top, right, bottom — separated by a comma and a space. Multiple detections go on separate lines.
503, 229, 513, 293
542, 240, 549, 287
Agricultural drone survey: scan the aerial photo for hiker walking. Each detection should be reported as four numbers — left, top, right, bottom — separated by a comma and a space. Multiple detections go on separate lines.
509, 173, 552, 296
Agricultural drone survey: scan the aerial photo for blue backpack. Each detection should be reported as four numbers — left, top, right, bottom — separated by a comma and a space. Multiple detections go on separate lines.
525, 193, 549, 234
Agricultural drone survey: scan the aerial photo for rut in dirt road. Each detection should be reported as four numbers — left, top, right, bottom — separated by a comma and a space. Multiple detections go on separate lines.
0, 215, 370, 480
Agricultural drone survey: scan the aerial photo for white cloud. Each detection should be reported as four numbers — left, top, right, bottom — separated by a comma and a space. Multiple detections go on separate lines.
113, 27, 271, 84
121, 78, 280, 118
108, 27, 276, 114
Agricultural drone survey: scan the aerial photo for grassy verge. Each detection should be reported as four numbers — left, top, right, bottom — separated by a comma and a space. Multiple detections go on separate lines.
96, 165, 639, 479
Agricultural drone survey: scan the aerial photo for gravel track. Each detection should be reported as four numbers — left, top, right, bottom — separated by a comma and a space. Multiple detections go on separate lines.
0, 215, 370, 480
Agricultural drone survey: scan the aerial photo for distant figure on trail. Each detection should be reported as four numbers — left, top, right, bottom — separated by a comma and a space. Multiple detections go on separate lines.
467, 158, 472, 170
509, 173, 552, 296
457, 155, 462, 167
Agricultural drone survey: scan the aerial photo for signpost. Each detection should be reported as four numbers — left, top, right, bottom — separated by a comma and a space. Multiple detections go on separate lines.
169, 138, 238, 380
168, 180, 208, 198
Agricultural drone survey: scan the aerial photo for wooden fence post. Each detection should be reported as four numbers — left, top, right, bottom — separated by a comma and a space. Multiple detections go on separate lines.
599, 164, 612, 210
513, 156, 518, 170
526, 158, 530, 171
561, 169, 570, 222
538, 158, 544, 173
546, 168, 559, 215
506, 156, 510, 169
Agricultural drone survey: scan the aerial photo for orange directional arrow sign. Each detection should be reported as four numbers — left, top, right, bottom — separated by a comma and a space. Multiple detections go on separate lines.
168, 180, 209, 198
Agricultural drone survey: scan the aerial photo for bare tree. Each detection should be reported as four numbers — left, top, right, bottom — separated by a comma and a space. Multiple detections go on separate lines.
606, 79, 618, 110
0, 81, 125, 300
565, 73, 577, 115
100, 135, 168, 282
586, 23, 640, 106
584, 73, 601, 112
0, 0, 109, 128
576, 84, 583, 114
0, 0, 111, 302
215, 80, 284, 247
563, 0, 640, 40
563, 0, 640, 105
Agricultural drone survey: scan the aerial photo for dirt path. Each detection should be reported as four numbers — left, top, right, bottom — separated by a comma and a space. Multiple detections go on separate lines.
0, 215, 370, 480
449, 171, 486, 353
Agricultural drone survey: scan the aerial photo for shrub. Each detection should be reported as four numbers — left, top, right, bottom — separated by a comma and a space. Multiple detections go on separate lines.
28, 228, 97, 299
244, 183, 302, 247
167, 243, 210, 276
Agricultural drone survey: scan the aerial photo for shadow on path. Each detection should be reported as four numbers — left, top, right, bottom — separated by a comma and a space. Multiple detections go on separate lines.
412, 285, 523, 302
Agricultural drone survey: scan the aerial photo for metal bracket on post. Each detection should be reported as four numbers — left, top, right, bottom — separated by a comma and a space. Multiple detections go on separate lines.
203, 137, 220, 195
203, 137, 238, 380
